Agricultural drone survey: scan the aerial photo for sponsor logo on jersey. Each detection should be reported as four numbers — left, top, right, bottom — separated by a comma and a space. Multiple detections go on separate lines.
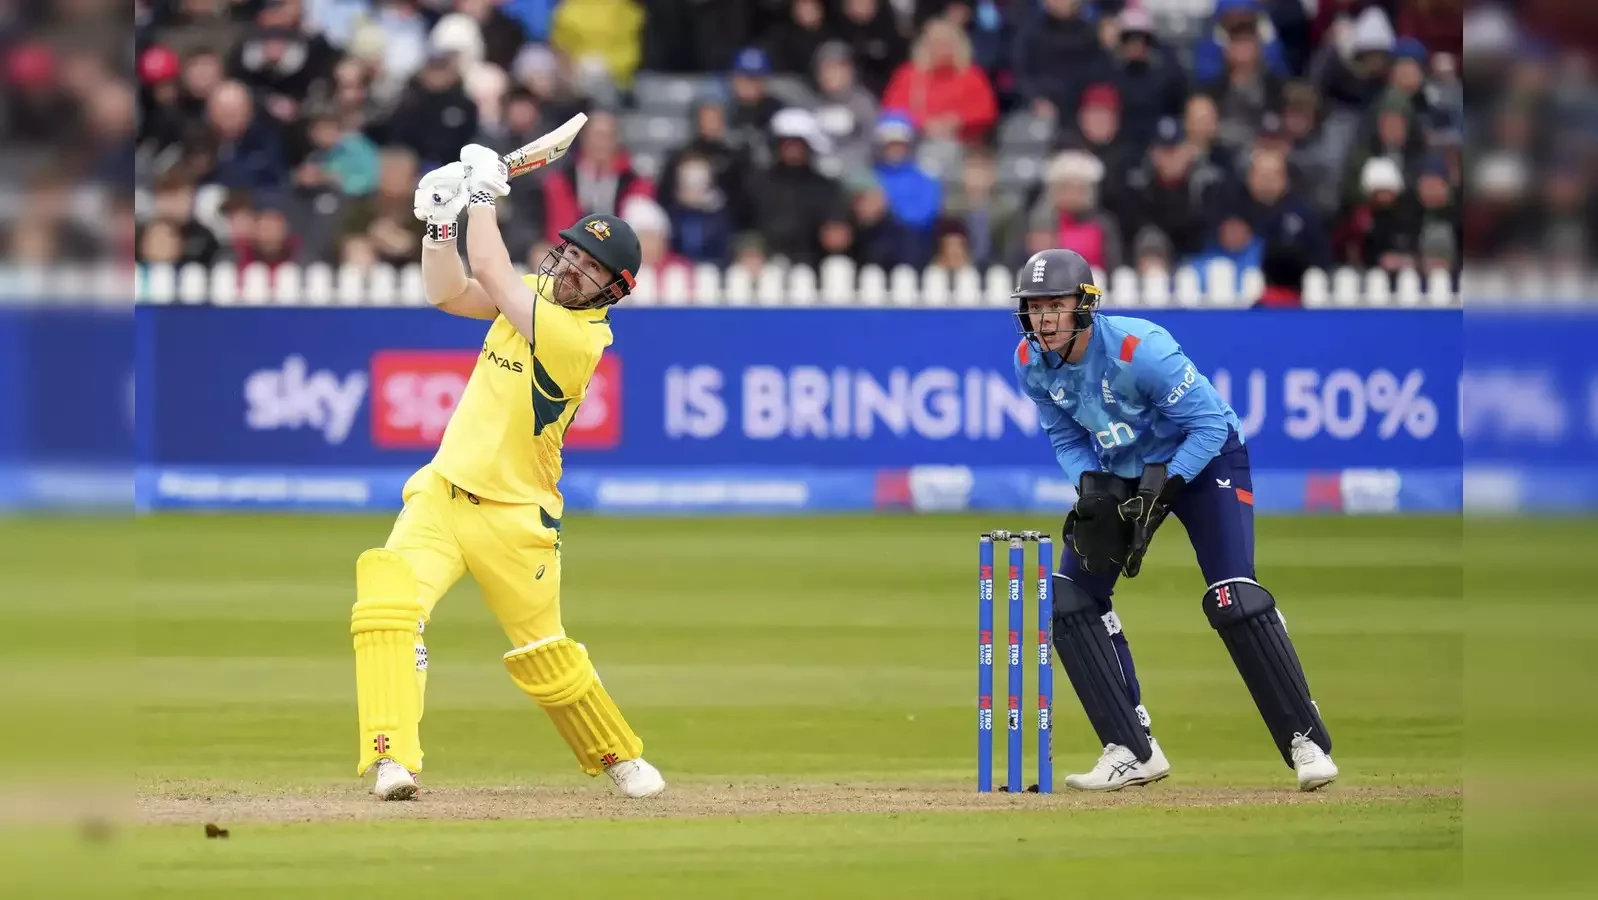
1165, 363, 1198, 405
1094, 421, 1136, 449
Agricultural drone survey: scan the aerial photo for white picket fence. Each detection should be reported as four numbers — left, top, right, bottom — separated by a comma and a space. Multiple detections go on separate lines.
0, 261, 1481, 307
118, 260, 1469, 308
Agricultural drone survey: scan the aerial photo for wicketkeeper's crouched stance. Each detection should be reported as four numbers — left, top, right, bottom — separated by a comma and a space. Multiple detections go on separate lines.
1013, 248, 1338, 793
352, 142, 664, 800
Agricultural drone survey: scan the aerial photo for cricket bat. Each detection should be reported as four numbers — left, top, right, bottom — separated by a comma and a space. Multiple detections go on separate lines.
501, 112, 589, 178
435, 113, 587, 205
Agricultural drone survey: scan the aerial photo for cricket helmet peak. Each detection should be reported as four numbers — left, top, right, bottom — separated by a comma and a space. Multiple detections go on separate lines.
547, 213, 641, 308
1011, 248, 1102, 367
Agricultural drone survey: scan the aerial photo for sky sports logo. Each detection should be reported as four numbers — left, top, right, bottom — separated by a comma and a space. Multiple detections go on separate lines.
368, 350, 622, 450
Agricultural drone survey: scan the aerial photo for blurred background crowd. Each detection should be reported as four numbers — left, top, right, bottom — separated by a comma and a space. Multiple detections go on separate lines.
3, 1, 1592, 292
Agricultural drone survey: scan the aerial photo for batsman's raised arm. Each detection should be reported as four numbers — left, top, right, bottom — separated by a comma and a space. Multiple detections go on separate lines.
459, 144, 539, 339
413, 161, 497, 319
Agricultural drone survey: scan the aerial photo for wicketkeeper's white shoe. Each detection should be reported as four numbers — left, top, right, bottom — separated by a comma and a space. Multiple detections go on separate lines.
605, 758, 665, 798
1063, 738, 1171, 791
1290, 733, 1338, 791
373, 758, 418, 801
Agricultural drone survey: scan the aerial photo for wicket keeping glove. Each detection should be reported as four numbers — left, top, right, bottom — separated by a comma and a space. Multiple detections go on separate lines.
1118, 464, 1184, 578
414, 162, 469, 242
459, 143, 510, 202
1065, 472, 1135, 574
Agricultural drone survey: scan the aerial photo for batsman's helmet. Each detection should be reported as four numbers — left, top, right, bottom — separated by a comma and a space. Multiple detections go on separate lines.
542, 213, 641, 308
1011, 248, 1103, 366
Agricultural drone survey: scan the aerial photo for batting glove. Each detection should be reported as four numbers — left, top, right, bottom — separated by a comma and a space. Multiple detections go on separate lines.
459, 143, 510, 200
414, 162, 469, 242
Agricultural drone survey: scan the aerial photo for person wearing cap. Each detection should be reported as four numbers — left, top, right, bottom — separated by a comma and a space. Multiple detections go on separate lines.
751, 106, 848, 266
1335, 156, 1419, 270
727, 46, 783, 167
1414, 154, 1458, 255
137, 45, 191, 160
872, 113, 942, 240
1071, 82, 1138, 201
348, 139, 666, 806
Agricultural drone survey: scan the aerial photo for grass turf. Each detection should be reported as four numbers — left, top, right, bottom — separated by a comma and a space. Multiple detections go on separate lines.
7, 513, 1470, 897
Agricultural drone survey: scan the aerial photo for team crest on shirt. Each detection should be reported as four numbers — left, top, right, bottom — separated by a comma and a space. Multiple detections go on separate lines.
585, 220, 611, 241
1101, 377, 1116, 406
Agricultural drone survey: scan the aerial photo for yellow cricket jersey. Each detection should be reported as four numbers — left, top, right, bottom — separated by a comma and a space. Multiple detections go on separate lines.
431, 273, 613, 515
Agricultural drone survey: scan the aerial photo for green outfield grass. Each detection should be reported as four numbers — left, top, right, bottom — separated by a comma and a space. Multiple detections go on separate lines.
13, 513, 1470, 897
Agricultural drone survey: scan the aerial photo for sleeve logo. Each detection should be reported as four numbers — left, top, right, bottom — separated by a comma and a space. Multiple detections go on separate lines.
1164, 363, 1198, 405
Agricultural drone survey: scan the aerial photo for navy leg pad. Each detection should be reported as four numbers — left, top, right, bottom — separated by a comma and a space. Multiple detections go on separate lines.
1052, 574, 1152, 762
1204, 579, 1331, 767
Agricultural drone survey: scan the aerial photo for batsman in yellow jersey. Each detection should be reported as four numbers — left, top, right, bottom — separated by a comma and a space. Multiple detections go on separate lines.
351, 141, 664, 801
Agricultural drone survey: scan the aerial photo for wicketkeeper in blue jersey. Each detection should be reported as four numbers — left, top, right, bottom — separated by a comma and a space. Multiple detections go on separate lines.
1012, 248, 1339, 793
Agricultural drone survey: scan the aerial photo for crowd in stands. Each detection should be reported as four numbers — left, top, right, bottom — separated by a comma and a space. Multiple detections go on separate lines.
93, 2, 1558, 296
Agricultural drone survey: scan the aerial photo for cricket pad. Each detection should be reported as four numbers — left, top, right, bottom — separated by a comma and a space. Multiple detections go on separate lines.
503, 636, 643, 776
351, 549, 425, 775
1203, 579, 1331, 768
1051, 574, 1152, 762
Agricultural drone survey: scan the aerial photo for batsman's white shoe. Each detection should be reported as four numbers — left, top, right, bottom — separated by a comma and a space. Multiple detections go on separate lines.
1290, 733, 1338, 791
1064, 738, 1171, 791
373, 758, 418, 801
605, 758, 665, 798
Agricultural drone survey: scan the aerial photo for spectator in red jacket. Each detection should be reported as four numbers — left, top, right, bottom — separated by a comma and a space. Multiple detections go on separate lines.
880, 17, 998, 144
538, 108, 655, 245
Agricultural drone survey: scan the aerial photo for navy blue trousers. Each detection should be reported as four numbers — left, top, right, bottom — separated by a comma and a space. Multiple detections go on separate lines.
1057, 434, 1256, 708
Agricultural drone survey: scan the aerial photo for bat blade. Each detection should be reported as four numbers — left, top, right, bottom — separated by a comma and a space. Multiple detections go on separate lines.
502, 112, 589, 178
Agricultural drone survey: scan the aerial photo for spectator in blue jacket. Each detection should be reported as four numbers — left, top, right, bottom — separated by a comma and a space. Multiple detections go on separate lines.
1239, 144, 1332, 267
1187, 210, 1266, 293
500, 0, 558, 42
1192, 0, 1289, 85
203, 81, 287, 191
664, 149, 737, 267
872, 113, 943, 236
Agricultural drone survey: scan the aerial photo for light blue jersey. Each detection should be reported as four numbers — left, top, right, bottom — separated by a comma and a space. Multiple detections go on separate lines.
1014, 315, 1243, 484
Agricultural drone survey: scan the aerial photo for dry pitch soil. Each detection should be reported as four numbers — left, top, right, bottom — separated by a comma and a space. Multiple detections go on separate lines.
132, 780, 1461, 827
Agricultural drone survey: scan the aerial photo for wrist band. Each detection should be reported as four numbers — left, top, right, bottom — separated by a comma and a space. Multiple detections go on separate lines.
425, 221, 457, 243
469, 190, 496, 208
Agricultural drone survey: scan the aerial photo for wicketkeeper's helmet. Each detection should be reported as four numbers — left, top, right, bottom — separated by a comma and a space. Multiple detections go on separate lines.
1011, 248, 1103, 366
